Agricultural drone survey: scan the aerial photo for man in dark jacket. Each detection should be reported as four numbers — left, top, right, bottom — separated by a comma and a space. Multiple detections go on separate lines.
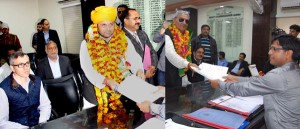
228, 52, 250, 77
191, 24, 218, 65
36, 19, 62, 60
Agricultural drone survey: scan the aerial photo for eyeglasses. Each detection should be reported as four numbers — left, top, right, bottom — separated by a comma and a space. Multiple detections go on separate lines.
178, 18, 189, 24
118, 11, 124, 14
126, 17, 141, 21
269, 47, 285, 51
11, 61, 30, 68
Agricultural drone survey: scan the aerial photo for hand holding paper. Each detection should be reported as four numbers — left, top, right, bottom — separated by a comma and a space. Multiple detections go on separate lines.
190, 63, 228, 81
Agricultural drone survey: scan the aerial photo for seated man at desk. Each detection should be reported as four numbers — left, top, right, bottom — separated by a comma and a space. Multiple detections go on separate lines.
210, 35, 300, 129
0, 51, 51, 128
228, 52, 250, 77
36, 40, 73, 80
187, 45, 205, 83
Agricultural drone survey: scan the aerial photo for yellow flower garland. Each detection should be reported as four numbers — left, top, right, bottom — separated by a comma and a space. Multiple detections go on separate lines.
85, 24, 128, 129
168, 23, 191, 59
169, 23, 192, 75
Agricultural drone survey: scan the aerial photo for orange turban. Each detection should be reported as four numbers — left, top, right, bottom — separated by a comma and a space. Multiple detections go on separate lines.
91, 6, 117, 24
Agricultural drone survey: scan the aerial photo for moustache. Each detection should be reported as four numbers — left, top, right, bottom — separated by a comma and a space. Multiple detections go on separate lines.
135, 23, 140, 26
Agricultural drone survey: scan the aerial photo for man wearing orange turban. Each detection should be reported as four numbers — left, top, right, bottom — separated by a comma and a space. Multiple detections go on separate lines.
79, 6, 145, 129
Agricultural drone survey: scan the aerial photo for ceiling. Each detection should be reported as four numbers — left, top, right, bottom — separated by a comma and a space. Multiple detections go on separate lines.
166, 0, 234, 12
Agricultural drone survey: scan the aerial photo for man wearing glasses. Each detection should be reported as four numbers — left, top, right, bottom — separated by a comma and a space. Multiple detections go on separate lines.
165, 9, 199, 88
210, 35, 300, 129
0, 51, 51, 128
123, 8, 158, 85
191, 24, 218, 65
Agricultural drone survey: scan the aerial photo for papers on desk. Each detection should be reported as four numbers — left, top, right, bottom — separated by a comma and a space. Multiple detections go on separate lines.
183, 108, 248, 129
136, 118, 164, 129
208, 95, 263, 116
248, 64, 259, 76
190, 63, 228, 81
118, 75, 162, 103
165, 119, 205, 129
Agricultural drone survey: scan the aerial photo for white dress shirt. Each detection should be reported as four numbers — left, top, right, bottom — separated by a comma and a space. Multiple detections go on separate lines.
0, 75, 51, 129
48, 56, 62, 79
80, 36, 143, 89
165, 35, 189, 69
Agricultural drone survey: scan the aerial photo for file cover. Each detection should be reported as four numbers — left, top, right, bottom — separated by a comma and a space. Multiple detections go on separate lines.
208, 95, 263, 116
182, 108, 246, 129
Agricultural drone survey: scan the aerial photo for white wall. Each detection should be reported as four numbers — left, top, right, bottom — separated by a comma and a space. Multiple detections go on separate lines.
0, 0, 66, 53
0, 0, 40, 53
197, 0, 253, 63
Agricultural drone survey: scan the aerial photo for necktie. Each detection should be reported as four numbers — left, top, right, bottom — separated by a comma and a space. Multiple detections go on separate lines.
133, 33, 144, 50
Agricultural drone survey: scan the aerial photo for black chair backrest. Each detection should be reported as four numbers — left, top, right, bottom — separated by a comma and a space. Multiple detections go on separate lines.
79, 72, 98, 105
43, 74, 80, 117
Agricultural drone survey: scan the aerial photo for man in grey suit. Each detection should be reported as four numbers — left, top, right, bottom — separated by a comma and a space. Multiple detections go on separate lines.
122, 8, 158, 84
36, 41, 73, 80
210, 35, 300, 129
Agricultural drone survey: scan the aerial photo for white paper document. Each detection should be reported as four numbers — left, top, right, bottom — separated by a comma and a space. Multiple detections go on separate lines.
118, 75, 161, 103
190, 63, 228, 81
136, 118, 164, 129
165, 119, 204, 129
209, 95, 263, 115
249, 64, 259, 76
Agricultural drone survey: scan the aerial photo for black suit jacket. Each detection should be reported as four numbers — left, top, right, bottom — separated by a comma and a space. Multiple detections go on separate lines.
37, 55, 73, 80
228, 60, 250, 77
123, 29, 158, 67
36, 29, 62, 60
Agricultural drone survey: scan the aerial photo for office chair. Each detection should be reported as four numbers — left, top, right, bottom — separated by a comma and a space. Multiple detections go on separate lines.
42, 74, 81, 118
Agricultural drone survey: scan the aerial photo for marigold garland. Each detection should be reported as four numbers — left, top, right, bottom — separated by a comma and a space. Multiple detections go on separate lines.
85, 24, 129, 129
168, 23, 192, 76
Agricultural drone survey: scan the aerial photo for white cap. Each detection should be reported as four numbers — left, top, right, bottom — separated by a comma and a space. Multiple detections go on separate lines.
2, 23, 9, 28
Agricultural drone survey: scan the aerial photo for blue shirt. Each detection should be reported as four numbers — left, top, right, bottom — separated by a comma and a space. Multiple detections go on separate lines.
218, 58, 228, 67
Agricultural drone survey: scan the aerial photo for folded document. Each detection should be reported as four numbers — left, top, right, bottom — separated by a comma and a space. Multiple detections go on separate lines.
208, 95, 263, 116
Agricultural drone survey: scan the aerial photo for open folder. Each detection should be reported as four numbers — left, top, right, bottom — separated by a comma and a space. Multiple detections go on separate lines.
190, 63, 228, 81
183, 108, 249, 129
208, 95, 263, 116
118, 75, 162, 103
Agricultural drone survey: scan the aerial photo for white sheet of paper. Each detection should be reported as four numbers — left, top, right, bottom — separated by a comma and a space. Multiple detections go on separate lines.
0, 67, 3, 74
165, 119, 205, 129
190, 63, 228, 81
136, 118, 164, 129
118, 75, 161, 103
249, 64, 259, 76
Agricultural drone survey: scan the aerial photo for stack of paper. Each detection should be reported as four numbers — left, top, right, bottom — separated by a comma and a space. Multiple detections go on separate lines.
183, 108, 248, 129
208, 95, 263, 116
190, 63, 228, 81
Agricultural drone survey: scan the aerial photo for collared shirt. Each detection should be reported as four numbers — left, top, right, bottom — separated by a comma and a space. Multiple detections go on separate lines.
48, 56, 62, 79
0, 75, 51, 128
218, 58, 228, 67
124, 27, 144, 50
231, 62, 241, 74
219, 62, 300, 129
43, 31, 49, 43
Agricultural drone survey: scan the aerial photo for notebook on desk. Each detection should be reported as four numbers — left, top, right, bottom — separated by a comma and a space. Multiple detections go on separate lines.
208, 95, 263, 116
182, 108, 249, 129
